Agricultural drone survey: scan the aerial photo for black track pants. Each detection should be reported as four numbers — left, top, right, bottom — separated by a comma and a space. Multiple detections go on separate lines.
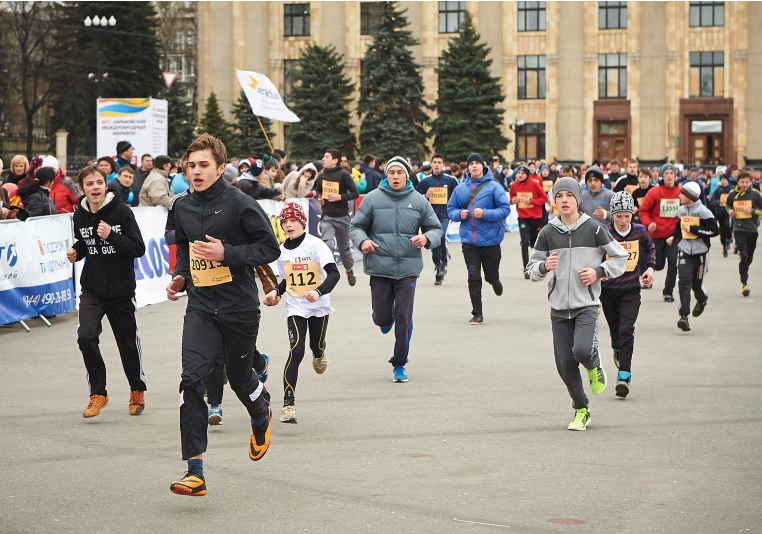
370, 276, 417, 367
677, 252, 707, 317
283, 315, 329, 405
600, 288, 641, 373
462, 243, 501, 316
734, 231, 758, 284
179, 310, 269, 459
77, 290, 146, 396
653, 237, 678, 296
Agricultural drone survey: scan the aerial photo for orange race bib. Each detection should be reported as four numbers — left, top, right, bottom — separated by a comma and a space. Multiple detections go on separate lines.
285, 261, 322, 297
608, 240, 640, 272
190, 247, 233, 287
517, 192, 533, 209
734, 200, 752, 219
429, 186, 448, 205
681, 216, 698, 240
659, 198, 680, 218
549, 199, 560, 215
322, 180, 340, 199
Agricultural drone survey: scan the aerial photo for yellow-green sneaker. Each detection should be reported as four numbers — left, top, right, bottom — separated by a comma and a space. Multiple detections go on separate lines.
588, 366, 607, 395
567, 408, 590, 431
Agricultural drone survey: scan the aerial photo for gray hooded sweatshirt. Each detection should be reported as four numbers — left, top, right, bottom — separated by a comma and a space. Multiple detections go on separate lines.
526, 212, 628, 318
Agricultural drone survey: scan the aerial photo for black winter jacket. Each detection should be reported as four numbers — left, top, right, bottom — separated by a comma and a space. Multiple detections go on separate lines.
19, 182, 57, 217
173, 177, 280, 314
72, 193, 145, 299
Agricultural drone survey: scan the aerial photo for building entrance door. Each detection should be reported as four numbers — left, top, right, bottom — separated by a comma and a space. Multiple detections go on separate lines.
596, 121, 628, 162
688, 120, 723, 165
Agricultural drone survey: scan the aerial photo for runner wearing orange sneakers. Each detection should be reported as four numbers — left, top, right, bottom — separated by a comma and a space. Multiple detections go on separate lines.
67, 164, 147, 419
165, 134, 280, 496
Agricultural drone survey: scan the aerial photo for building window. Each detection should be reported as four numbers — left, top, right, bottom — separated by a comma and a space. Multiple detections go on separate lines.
284, 3, 310, 37
518, 55, 546, 100
599, 1, 627, 29
361, 2, 384, 35
516, 123, 546, 160
690, 51, 724, 97
439, 1, 466, 33
598, 53, 627, 98
175, 31, 185, 52
690, 1, 724, 27
283, 60, 300, 103
186, 31, 196, 47
518, 2, 546, 32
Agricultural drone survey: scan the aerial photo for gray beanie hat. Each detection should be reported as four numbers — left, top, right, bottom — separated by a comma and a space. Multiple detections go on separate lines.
661, 163, 678, 176
222, 164, 238, 182
552, 177, 582, 205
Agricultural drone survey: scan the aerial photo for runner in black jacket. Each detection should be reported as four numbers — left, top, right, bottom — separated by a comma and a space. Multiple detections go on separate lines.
67, 165, 147, 419
166, 134, 280, 497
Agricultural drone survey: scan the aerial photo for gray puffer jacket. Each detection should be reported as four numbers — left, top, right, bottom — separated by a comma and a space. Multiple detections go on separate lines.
350, 181, 442, 280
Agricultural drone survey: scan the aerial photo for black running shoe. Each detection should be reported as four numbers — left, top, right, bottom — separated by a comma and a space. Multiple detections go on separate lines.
692, 299, 707, 317
492, 280, 503, 296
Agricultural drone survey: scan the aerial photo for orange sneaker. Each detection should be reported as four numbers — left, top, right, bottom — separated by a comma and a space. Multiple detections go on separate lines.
249, 408, 272, 461
170, 472, 207, 496
83, 394, 109, 418
129, 390, 145, 416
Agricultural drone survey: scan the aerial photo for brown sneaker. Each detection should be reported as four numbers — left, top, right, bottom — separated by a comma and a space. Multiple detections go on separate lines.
83, 394, 109, 418
129, 390, 145, 416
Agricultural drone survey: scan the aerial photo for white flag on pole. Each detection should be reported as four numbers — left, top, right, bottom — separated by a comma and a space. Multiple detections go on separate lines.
235, 69, 300, 123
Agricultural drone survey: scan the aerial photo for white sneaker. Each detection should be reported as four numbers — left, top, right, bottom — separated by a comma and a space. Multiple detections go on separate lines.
280, 405, 297, 424
313, 354, 328, 374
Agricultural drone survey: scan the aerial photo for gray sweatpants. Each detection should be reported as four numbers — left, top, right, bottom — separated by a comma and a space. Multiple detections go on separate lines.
320, 215, 354, 272
550, 307, 601, 410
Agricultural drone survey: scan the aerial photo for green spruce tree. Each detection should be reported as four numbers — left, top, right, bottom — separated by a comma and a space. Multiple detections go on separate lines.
358, 1, 428, 160
164, 87, 197, 157
197, 91, 237, 154
286, 45, 356, 163
431, 13, 509, 162
50, 1, 164, 158
231, 89, 276, 158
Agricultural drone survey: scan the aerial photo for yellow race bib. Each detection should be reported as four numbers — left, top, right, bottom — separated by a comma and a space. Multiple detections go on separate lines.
190, 247, 233, 287
734, 200, 752, 219
285, 261, 322, 297
550, 199, 560, 215
719, 193, 729, 207
637, 196, 645, 207
322, 180, 340, 199
543, 180, 554, 193
659, 198, 680, 218
429, 186, 448, 205
681, 216, 699, 239
609, 240, 640, 272
624, 184, 638, 195
517, 192, 533, 209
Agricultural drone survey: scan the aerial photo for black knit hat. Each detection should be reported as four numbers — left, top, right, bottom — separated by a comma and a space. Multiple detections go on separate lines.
585, 165, 605, 182
467, 153, 484, 166
116, 140, 132, 154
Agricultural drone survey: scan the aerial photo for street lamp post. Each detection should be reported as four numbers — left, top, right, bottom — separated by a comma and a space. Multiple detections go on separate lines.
84, 15, 117, 98
508, 117, 525, 160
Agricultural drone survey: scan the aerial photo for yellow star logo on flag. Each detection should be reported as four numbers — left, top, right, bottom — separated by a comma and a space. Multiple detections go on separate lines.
248, 75, 259, 90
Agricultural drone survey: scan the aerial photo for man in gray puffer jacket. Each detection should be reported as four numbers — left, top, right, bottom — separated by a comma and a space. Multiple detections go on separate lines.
350, 156, 442, 383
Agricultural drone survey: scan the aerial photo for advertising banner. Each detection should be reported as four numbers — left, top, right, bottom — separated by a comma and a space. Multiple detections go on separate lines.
0, 216, 76, 324
96, 98, 168, 165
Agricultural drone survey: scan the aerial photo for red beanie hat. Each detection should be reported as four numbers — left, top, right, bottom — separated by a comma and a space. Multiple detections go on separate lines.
279, 202, 307, 228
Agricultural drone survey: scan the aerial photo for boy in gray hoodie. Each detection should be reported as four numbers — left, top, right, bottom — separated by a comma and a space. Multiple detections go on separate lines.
526, 177, 628, 431
666, 181, 719, 332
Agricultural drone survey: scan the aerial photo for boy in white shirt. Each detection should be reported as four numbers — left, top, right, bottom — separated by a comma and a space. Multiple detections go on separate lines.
264, 203, 339, 423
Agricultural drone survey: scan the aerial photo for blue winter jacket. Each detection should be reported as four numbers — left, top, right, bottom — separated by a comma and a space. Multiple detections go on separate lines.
447, 168, 511, 246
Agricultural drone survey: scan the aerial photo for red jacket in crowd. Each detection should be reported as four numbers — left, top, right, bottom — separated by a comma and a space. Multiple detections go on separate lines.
638, 183, 682, 239
510, 177, 548, 219
50, 171, 79, 213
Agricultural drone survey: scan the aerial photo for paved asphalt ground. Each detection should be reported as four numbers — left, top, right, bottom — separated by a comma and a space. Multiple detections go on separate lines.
1, 231, 760, 533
